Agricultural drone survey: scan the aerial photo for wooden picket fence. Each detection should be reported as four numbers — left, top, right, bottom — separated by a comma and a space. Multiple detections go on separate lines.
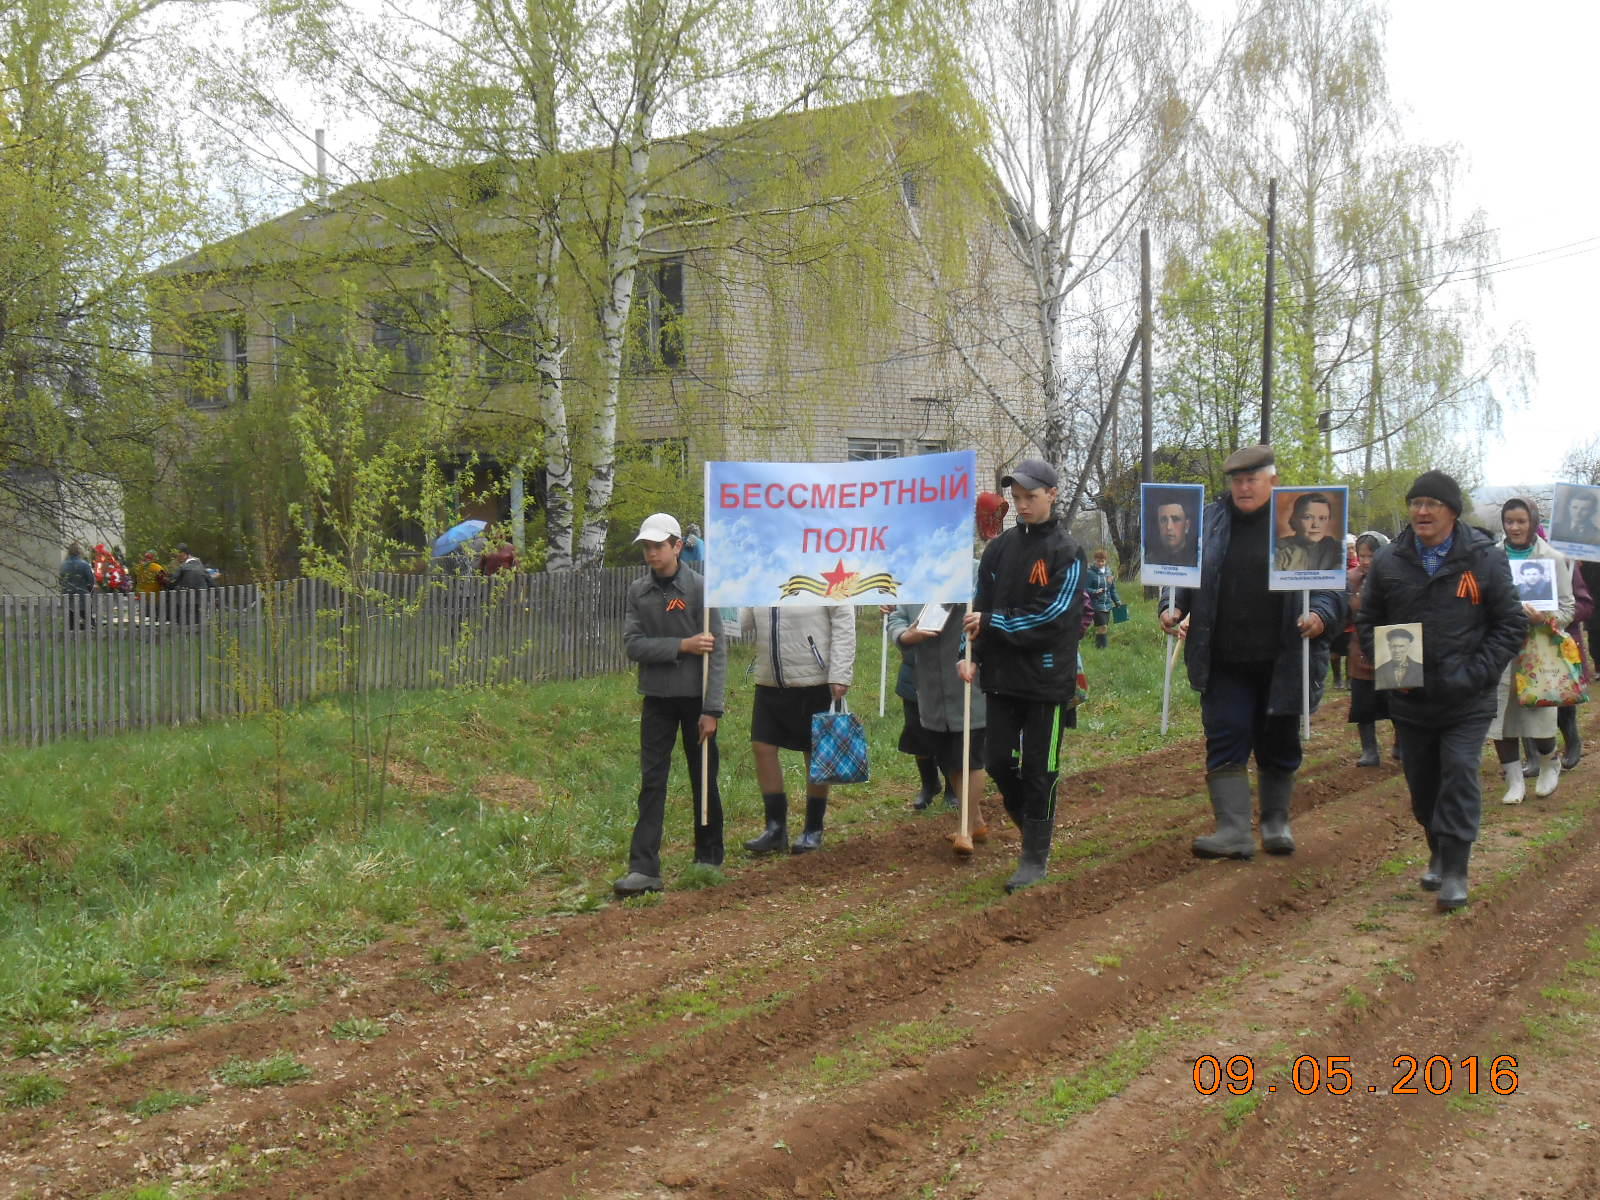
0, 569, 646, 747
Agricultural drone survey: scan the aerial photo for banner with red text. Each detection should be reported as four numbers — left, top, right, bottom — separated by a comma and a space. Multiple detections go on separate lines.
703, 451, 977, 607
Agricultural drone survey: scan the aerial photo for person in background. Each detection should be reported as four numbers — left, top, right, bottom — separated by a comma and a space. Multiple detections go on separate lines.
1490, 497, 1573, 804
479, 536, 517, 576
883, 603, 952, 812
170, 543, 211, 589
59, 542, 96, 629
1558, 562, 1594, 768
1085, 549, 1120, 650
1346, 531, 1396, 766
1357, 471, 1525, 911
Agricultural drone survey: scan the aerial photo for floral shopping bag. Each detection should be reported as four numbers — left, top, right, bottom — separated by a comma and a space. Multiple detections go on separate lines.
1514, 624, 1588, 708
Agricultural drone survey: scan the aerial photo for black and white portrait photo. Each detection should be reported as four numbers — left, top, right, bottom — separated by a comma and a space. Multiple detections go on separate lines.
1140, 482, 1204, 588
1513, 557, 1559, 611
1373, 623, 1425, 691
1549, 482, 1600, 562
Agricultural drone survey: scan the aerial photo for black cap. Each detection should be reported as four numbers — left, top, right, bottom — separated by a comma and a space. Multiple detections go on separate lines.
1222, 444, 1275, 474
1385, 626, 1415, 642
1405, 470, 1464, 516
1001, 457, 1059, 491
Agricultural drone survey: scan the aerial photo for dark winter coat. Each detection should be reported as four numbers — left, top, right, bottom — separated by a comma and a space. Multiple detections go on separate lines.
1167, 498, 1345, 716
1356, 522, 1526, 728
972, 516, 1086, 702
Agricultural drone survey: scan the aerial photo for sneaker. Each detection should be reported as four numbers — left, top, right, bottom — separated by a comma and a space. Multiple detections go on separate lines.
613, 872, 663, 896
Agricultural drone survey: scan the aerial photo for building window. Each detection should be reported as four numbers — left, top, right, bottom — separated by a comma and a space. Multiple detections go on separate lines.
482, 315, 534, 386
272, 302, 340, 388
632, 257, 685, 369
847, 437, 903, 461
370, 292, 437, 386
183, 313, 248, 409
618, 437, 689, 478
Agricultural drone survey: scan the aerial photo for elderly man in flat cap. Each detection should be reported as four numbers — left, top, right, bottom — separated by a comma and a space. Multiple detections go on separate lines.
1159, 446, 1345, 861
1357, 470, 1525, 911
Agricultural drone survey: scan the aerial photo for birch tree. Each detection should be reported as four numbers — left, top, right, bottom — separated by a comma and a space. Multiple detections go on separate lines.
929, 0, 1212, 493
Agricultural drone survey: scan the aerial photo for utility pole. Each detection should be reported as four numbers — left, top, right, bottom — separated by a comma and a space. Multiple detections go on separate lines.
1261, 178, 1277, 445
1140, 228, 1153, 483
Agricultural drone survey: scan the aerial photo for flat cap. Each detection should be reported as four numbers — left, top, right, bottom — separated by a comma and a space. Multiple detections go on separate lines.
1384, 626, 1415, 642
1001, 457, 1059, 491
1222, 444, 1275, 474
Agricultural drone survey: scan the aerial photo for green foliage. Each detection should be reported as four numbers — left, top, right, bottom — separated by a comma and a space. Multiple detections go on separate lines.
128, 1090, 208, 1117
3, 1072, 68, 1109
214, 1052, 312, 1088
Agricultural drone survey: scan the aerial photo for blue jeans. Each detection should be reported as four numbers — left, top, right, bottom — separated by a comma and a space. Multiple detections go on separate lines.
1201, 661, 1302, 774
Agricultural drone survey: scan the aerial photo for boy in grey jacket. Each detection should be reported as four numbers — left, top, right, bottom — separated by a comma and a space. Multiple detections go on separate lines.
615, 513, 727, 896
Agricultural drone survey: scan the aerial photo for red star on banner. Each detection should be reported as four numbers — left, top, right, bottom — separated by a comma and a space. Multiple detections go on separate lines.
821, 559, 854, 596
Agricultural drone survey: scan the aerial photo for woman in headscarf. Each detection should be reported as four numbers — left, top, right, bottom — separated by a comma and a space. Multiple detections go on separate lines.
1491, 497, 1574, 803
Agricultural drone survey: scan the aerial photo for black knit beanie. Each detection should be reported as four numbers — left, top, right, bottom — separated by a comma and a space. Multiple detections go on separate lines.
1406, 470, 1464, 516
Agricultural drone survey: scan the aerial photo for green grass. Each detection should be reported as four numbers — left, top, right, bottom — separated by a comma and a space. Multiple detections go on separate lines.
810, 1018, 968, 1089
0, 600, 1195, 1050
329, 1017, 389, 1041
4, 1072, 68, 1108
1030, 1025, 1173, 1124
129, 1089, 208, 1117
214, 1052, 312, 1088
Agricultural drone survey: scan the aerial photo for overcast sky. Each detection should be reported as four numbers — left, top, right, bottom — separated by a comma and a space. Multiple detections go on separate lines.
1383, 4, 1600, 487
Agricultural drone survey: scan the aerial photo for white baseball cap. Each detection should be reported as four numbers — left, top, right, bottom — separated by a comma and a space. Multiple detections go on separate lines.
633, 513, 682, 543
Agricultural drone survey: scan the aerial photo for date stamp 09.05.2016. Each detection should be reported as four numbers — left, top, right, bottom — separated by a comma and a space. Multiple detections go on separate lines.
1192, 1055, 1520, 1097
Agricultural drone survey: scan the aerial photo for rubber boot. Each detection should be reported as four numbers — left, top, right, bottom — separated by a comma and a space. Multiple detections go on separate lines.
1095, 632, 1108, 650
1332, 659, 1345, 689
1534, 748, 1561, 798
743, 793, 788, 854
1559, 706, 1583, 770
1356, 722, 1380, 767
1435, 834, 1472, 912
1419, 829, 1443, 892
1257, 769, 1296, 855
1499, 760, 1525, 805
1004, 817, 1054, 893
1192, 766, 1255, 860
910, 757, 940, 811
790, 795, 827, 854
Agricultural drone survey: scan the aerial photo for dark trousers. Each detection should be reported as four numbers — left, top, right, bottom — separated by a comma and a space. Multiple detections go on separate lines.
1394, 716, 1493, 844
1201, 661, 1302, 773
629, 695, 723, 876
984, 693, 1067, 823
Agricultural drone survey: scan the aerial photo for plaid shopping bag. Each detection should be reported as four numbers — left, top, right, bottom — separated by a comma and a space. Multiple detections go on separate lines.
809, 700, 870, 785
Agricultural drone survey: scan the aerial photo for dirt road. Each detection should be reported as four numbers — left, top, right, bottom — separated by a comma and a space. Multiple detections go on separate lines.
5, 709, 1599, 1199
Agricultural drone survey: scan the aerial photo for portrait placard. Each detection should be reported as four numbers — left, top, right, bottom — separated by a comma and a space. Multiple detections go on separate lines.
1373, 622, 1425, 691
1512, 557, 1559, 612
1139, 482, 1204, 588
1548, 482, 1600, 562
1269, 486, 1349, 591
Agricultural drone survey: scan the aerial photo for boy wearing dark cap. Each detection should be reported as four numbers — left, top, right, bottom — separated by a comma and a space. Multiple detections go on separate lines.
1357, 470, 1525, 911
615, 512, 727, 896
1159, 445, 1344, 861
959, 458, 1087, 892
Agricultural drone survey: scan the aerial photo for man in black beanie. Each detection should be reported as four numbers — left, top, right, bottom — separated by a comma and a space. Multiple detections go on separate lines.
1356, 470, 1526, 911
1159, 446, 1344, 860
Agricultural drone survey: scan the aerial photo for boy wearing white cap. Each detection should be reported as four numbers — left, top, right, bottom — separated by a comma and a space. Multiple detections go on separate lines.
615, 512, 727, 896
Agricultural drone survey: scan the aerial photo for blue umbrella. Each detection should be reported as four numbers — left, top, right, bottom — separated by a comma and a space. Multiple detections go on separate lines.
431, 519, 488, 558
